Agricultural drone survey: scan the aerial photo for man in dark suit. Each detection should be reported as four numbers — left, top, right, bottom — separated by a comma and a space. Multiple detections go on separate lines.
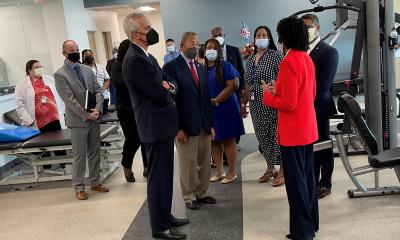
302, 14, 339, 199
163, 32, 216, 211
212, 27, 245, 149
54, 40, 109, 200
122, 13, 188, 240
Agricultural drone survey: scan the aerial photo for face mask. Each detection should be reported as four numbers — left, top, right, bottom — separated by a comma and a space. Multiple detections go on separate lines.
145, 28, 159, 45
67, 52, 80, 63
84, 55, 94, 65
113, 53, 117, 58
167, 45, 175, 52
33, 67, 43, 77
205, 49, 218, 61
308, 27, 318, 43
255, 38, 269, 49
215, 36, 224, 46
185, 47, 198, 59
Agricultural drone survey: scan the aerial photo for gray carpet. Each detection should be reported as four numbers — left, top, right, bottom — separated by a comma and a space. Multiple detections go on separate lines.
122, 134, 258, 240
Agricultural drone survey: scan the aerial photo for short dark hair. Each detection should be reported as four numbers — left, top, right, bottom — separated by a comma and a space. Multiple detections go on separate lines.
81, 49, 93, 58
277, 16, 309, 51
25, 60, 39, 75
211, 26, 223, 36
117, 39, 131, 62
300, 14, 319, 25
253, 25, 277, 52
166, 38, 174, 43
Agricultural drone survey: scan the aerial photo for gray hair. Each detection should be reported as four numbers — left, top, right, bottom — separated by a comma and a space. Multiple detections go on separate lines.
301, 14, 319, 25
211, 26, 223, 35
180, 32, 197, 45
123, 13, 144, 40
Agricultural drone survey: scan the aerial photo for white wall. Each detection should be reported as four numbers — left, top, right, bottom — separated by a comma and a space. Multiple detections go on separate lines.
117, 11, 166, 65
41, 0, 69, 71
0, 2, 54, 86
62, 0, 122, 66
87, 10, 121, 65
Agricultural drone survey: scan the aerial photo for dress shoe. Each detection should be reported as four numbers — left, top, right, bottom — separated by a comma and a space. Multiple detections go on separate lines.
170, 216, 189, 227
123, 167, 135, 182
90, 184, 109, 193
75, 191, 88, 200
317, 186, 331, 199
152, 228, 186, 239
125, 174, 135, 182
221, 174, 237, 184
185, 200, 199, 210
197, 196, 216, 204
286, 234, 314, 240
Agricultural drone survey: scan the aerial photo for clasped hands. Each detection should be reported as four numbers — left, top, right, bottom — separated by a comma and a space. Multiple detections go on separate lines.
261, 80, 276, 95
87, 109, 100, 121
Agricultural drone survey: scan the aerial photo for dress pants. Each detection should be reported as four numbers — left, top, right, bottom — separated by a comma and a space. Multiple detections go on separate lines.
145, 138, 174, 232
103, 98, 109, 115
176, 130, 211, 203
69, 121, 101, 192
314, 119, 334, 189
281, 144, 319, 239
117, 110, 148, 169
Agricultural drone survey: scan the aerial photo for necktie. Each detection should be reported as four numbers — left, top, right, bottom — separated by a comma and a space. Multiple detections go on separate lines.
73, 65, 86, 89
189, 61, 199, 87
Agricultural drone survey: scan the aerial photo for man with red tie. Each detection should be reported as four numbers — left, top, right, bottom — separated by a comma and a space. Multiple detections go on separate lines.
163, 32, 216, 211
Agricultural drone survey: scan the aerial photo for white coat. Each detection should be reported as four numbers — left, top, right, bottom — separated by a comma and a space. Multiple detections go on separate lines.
15, 75, 66, 129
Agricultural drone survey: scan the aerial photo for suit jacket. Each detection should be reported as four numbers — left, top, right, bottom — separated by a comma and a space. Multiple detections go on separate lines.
111, 59, 132, 111
263, 50, 318, 146
122, 43, 179, 143
309, 41, 339, 120
54, 63, 103, 128
226, 45, 245, 90
162, 55, 213, 136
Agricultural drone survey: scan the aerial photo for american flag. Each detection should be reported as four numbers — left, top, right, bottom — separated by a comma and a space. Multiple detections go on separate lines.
240, 22, 250, 40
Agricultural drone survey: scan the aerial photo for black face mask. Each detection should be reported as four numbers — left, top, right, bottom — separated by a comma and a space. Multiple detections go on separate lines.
145, 29, 159, 45
67, 52, 80, 63
185, 47, 198, 60
84, 55, 94, 65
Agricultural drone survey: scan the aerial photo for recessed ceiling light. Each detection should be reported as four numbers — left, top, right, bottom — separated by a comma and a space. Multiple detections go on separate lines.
137, 6, 156, 12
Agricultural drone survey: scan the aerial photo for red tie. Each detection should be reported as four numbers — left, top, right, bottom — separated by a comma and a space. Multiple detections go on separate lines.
189, 61, 199, 87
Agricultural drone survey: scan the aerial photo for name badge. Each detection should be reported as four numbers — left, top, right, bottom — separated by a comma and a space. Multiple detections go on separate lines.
250, 91, 255, 101
41, 96, 47, 104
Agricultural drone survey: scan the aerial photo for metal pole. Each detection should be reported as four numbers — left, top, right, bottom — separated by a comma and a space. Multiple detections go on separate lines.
366, 0, 383, 151
384, 0, 398, 148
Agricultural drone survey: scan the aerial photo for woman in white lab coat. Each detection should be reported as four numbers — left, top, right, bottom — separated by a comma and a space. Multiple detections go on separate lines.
15, 60, 66, 131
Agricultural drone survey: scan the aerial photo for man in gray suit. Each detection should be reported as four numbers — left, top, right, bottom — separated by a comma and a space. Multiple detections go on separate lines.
54, 40, 109, 200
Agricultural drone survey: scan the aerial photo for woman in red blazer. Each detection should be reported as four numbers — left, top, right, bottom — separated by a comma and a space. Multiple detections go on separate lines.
262, 16, 319, 240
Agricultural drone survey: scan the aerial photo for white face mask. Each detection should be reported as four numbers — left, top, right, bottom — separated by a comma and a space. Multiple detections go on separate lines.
113, 53, 117, 58
33, 67, 43, 77
205, 49, 218, 61
215, 36, 224, 46
167, 45, 175, 52
308, 27, 319, 43
255, 38, 269, 49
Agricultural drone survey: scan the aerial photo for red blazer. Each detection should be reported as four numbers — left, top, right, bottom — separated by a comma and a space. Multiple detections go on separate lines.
263, 50, 318, 146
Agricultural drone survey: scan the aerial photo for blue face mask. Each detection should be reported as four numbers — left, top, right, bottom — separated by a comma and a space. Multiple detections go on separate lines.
255, 38, 269, 49
205, 49, 218, 61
